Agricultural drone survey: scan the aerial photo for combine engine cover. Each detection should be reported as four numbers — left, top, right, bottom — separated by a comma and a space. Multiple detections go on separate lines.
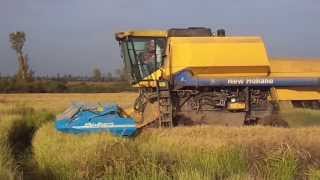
166, 36, 271, 78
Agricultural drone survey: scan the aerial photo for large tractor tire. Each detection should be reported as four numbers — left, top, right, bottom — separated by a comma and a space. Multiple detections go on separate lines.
175, 111, 246, 127
136, 98, 160, 128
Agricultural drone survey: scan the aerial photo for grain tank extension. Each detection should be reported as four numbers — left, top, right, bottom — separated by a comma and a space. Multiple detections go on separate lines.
115, 27, 320, 127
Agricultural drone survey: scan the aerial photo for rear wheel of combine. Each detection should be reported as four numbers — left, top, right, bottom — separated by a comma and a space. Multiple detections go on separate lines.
175, 111, 246, 127
257, 114, 288, 127
254, 103, 289, 127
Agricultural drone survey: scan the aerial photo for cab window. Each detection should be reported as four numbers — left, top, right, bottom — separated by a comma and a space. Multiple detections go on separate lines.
120, 37, 166, 83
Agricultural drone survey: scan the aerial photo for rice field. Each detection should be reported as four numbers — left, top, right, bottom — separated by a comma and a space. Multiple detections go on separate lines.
0, 93, 320, 179
0, 93, 137, 113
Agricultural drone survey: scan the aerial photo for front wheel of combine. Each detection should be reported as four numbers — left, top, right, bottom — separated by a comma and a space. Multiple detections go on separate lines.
137, 100, 160, 128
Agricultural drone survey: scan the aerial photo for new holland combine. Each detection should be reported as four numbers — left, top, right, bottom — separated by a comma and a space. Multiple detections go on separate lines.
115, 27, 320, 128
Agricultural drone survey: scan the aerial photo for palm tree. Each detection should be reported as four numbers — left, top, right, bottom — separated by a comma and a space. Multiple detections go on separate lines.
9, 31, 30, 80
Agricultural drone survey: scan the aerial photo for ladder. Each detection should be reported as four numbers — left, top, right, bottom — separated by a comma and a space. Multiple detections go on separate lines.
156, 80, 173, 128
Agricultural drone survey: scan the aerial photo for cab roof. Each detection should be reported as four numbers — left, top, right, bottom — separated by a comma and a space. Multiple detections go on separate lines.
115, 27, 215, 40
115, 30, 167, 40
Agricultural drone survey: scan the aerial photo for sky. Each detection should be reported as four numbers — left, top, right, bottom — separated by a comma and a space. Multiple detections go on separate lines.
1, 0, 320, 76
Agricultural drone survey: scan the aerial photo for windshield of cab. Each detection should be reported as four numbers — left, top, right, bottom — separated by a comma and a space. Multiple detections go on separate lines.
120, 37, 166, 83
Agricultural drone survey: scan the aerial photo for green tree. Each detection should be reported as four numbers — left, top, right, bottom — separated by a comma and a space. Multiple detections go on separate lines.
93, 68, 102, 81
9, 31, 32, 81
106, 72, 113, 82
115, 67, 128, 81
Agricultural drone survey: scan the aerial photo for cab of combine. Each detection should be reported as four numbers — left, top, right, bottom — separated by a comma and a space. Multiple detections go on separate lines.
115, 28, 271, 82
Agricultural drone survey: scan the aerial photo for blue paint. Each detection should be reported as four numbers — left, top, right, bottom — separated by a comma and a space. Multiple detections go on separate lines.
174, 71, 320, 87
55, 105, 137, 137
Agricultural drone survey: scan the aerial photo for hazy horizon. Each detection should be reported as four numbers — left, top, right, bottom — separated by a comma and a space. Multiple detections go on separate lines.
1, 0, 320, 76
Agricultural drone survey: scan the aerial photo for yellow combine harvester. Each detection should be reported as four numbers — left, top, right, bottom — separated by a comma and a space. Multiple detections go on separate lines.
115, 27, 320, 128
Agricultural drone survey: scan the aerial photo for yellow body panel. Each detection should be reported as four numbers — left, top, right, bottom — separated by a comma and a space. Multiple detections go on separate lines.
133, 69, 164, 88
270, 59, 320, 77
271, 59, 320, 100
275, 88, 320, 101
166, 37, 270, 77
227, 102, 246, 110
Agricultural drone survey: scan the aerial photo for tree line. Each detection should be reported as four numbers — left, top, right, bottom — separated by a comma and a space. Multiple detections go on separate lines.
0, 31, 134, 93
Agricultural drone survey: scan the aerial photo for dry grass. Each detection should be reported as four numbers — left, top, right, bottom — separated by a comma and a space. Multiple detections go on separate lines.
0, 93, 137, 113
0, 95, 63, 179
0, 93, 320, 179
33, 123, 249, 179
139, 126, 320, 177
32, 124, 320, 179
280, 108, 320, 127
0, 93, 137, 179
33, 123, 124, 179
0, 114, 22, 180
140, 126, 320, 152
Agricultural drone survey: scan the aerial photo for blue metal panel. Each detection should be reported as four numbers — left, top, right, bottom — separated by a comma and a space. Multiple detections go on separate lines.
174, 71, 320, 88
55, 105, 137, 137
